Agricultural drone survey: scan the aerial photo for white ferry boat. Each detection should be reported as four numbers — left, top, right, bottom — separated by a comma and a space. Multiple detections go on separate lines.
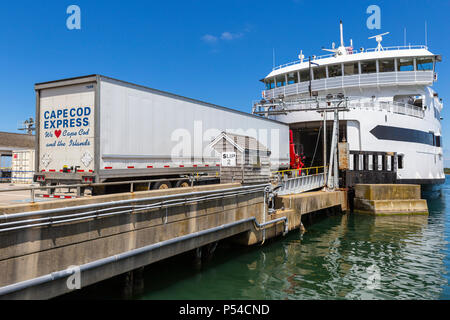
255, 22, 444, 187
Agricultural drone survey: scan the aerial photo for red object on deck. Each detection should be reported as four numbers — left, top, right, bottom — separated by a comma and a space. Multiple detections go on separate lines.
289, 130, 305, 171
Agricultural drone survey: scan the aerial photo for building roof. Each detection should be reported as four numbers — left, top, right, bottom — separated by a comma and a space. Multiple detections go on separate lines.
0, 132, 35, 154
208, 132, 269, 153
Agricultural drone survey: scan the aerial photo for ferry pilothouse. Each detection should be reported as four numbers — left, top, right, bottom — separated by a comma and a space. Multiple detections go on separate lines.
253, 22, 444, 188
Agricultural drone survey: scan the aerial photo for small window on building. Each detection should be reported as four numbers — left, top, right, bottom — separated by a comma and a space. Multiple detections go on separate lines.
398, 58, 414, 71
287, 72, 298, 85
344, 62, 359, 75
361, 60, 377, 73
398, 155, 404, 169
416, 57, 434, 71
313, 67, 326, 80
299, 69, 310, 82
435, 135, 441, 147
379, 59, 395, 72
276, 75, 286, 87
328, 64, 342, 77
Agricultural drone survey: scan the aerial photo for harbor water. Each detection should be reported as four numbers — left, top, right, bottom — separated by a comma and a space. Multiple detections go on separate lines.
64, 178, 450, 300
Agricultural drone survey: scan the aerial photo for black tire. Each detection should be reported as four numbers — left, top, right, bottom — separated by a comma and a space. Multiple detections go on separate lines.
175, 180, 190, 188
153, 181, 172, 190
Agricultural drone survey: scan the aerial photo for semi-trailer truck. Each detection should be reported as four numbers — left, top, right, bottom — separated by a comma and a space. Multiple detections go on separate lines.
33, 75, 292, 191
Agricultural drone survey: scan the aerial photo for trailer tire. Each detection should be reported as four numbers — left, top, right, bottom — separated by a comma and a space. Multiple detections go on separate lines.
92, 186, 106, 196
153, 181, 172, 190
175, 180, 190, 188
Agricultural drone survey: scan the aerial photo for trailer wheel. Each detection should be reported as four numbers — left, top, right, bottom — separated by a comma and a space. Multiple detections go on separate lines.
175, 180, 190, 188
153, 181, 172, 190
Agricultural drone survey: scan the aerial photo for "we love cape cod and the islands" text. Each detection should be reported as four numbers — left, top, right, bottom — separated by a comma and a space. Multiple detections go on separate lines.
43, 106, 92, 148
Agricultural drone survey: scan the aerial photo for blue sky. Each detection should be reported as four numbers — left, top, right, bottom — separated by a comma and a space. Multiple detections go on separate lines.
1, 0, 449, 163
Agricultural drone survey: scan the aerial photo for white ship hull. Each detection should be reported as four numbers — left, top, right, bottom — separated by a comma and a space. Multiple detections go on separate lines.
272, 87, 444, 185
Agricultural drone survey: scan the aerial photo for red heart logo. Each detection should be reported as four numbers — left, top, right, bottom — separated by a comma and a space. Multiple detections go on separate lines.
55, 130, 62, 138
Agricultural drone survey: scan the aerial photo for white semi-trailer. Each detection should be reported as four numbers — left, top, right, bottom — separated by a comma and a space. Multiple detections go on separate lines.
34, 75, 290, 190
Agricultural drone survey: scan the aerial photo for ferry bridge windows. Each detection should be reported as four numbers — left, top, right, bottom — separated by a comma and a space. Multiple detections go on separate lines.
287, 72, 298, 85
265, 79, 275, 90
397, 58, 414, 71
299, 69, 310, 82
379, 59, 395, 72
276, 75, 285, 87
416, 57, 434, 71
344, 62, 359, 75
361, 60, 377, 74
328, 64, 342, 77
313, 67, 327, 80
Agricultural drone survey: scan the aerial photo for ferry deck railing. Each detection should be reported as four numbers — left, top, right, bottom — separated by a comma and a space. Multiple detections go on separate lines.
272, 45, 428, 71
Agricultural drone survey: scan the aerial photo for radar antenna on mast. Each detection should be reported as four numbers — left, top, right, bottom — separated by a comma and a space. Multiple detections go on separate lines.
369, 32, 390, 51
322, 21, 350, 56
298, 50, 305, 63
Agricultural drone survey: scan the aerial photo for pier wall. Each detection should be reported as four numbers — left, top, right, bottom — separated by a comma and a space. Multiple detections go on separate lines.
0, 184, 348, 299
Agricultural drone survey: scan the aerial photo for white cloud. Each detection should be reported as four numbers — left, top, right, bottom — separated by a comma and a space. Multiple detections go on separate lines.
202, 34, 218, 43
202, 29, 247, 45
220, 31, 243, 41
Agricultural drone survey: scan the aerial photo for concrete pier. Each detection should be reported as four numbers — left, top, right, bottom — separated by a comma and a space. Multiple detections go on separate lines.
0, 183, 348, 300
236, 190, 348, 245
353, 184, 428, 216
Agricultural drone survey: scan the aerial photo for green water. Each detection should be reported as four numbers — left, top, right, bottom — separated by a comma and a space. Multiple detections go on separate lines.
68, 178, 450, 300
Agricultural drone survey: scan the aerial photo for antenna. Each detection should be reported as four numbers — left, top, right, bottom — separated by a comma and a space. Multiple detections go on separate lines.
273, 48, 275, 69
322, 21, 349, 56
404, 27, 407, 46
369, 32, 390, 51
425, 21, 428, 47
298, 50, 305, 63
18, 118, 35, 135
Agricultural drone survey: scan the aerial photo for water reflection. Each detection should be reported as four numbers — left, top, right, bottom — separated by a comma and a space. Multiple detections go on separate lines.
237, 212, 448, 300
63, 179, 450, 300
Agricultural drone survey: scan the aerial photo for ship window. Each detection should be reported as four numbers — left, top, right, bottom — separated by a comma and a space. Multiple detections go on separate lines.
398, 58, 414, 71
361, 60, 377, 74
416, 57, 433, 71
287, 72, 298, 85
265, 79, 275, 90
434, 107, 440, 120
299, 69, 310, 82
313, 67, 326, 80
276, 75, 286, 87
398, 155, 404, 169
379, 59, 395, 72
328, 64, 342, 77
344, 62, 359, 75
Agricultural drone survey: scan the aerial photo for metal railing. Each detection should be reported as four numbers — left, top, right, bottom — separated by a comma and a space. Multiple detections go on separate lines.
273, 166, 327, 178
272, 45, 428, 71
0, 184, 269, 233
277, 173, 326, 196
350, 99, 425, 118
263, 71, 434, 100
256, 94, 425, 119
272, 166, 328, 195
0, 175, 219, 204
